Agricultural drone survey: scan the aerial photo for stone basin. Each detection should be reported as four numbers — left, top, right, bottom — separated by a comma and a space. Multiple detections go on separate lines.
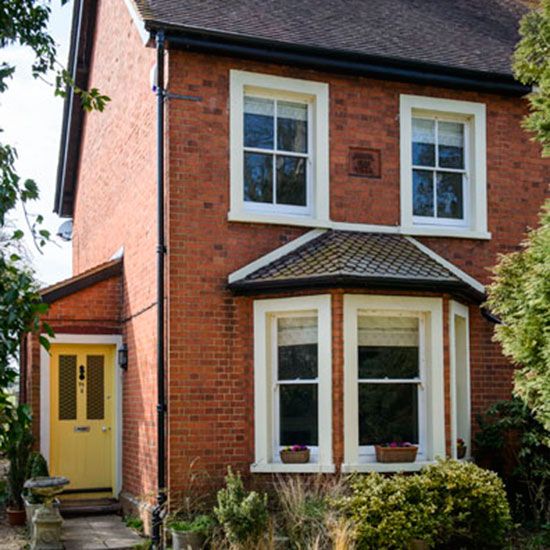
24, 476, 69, 502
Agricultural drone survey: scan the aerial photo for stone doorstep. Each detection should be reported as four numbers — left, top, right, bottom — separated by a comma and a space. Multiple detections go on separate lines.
62, 515, 143, 550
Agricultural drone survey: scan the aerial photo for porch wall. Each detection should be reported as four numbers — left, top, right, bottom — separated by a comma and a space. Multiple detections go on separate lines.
23, 274, 122, 452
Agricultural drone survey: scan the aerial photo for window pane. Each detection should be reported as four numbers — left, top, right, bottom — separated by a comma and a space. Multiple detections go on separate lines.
244, 97, 274, 149
280, 384, 318, 446
412, 118, 435, 166
278, 317, 318, 380
244, 152, 273, 203
358, 316, 419, 379
358, 384, 419, 446
277, 101, 307, 153
276, 156, 306, 206
438, 121, 464, 169
359, 348, 419, 379
86, 355, 104, 420
437, 172, 464, 219
413, 169, 434, 216
58, 355, 77, 421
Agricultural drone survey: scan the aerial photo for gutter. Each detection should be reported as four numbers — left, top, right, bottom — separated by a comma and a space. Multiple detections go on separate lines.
146, 23, 530, 97
229, 275, 486, 303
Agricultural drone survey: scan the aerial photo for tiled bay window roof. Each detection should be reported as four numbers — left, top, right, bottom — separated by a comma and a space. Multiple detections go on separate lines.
229, 231, 485, 301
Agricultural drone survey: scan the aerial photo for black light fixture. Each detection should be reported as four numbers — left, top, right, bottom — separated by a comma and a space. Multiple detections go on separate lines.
118, 344, 128, 370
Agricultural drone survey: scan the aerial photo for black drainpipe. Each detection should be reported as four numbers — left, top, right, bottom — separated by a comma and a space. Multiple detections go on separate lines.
152, 29, 167, 550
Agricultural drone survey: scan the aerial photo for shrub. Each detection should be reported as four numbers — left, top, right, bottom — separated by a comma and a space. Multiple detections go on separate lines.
169, 514, 214, 535
25, 451, 49, 479
337, 472, 439, 549
275, 475, 349, 550
214, 468, 269, 547
336, 460, 512, 549
476, 398, 550, 526
423, 459, 512, 548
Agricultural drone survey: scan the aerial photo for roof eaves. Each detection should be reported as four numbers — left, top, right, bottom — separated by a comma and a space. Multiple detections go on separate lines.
54, 0, 99, 217
145, 21, 530, 96
228, 273, 485, 302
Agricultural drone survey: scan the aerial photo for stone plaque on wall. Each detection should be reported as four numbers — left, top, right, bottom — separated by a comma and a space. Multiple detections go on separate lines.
349, 147, 381, 178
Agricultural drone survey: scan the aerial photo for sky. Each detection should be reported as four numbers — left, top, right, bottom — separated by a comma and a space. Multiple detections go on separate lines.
1, 2, 73, 286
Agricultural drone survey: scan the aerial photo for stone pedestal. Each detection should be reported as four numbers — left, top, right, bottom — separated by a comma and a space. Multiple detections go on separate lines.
24, 476, 69, 550
31, 504, 63, 550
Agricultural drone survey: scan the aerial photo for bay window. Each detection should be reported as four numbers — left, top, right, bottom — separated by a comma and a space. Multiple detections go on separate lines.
343, 295, 445, 472
358, 315, 425, 457
252, 295, 333, 473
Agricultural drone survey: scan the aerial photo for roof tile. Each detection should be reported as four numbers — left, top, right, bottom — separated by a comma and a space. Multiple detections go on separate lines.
135, 0, 527, 75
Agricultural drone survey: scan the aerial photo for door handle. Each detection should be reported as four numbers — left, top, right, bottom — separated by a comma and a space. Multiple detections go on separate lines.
101, 426, 111, 432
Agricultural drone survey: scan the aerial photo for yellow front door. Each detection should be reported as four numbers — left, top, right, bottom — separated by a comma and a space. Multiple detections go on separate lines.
50, 344, 115, 497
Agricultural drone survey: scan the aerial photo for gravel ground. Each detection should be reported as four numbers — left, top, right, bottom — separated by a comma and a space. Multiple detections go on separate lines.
0, 515, 27, 549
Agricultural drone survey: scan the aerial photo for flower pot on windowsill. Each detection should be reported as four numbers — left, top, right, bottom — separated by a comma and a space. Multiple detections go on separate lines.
280, 447, 310, 464
375, 445, 418, 463
457, 445, 467, 459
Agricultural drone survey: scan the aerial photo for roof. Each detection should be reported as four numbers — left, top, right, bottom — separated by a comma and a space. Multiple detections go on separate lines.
41, 257, 122, 304
137, 0, 526, 76
229, 230, 485, 301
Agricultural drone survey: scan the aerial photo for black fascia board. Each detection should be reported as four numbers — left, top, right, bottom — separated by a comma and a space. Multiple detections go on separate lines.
54, 0, 98, 217
228, 274, 485, 303
145, 22, 530, 97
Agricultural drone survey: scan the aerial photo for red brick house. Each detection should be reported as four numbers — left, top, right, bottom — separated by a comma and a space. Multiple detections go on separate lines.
21, 0, 549, 532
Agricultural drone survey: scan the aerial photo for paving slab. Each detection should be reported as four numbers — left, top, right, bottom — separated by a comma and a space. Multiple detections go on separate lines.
62, 515, 143, 550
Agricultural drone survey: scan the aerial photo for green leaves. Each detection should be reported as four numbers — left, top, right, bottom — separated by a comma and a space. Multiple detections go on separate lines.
214, 468, 269, 546
487, 201, 550, 433
513, 0, 550, 156
337, 461, 512, 549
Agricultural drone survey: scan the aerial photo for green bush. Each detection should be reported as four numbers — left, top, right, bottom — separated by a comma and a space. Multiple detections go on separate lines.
476, 398, 550, 527
423, 459, 512, 547
213, 468, 268, 547
336, 460, 512, 549
169, 514, 213, 535
337, 472, 439, 549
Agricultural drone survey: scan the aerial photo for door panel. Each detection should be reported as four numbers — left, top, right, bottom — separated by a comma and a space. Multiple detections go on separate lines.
50, 344, 115, 496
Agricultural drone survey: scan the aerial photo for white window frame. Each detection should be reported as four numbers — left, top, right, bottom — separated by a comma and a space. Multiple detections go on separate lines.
400, 95, 488, 239
230, 70, 329, 225
449, 300, 471, 460
251, 295, 334, 473
343, 295, 445, 473
357, 311, 427, 462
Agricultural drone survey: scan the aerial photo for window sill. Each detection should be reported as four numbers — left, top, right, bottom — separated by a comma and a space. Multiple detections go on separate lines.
228, 211, 491, 240
341, 461, 436, 473
250, 462, 336, 474
229, 209, 330, 229
401, 225, 491, 240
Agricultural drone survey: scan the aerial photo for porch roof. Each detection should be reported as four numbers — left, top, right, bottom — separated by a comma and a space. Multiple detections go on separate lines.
228, 230, 485, 302
41, 257, 123, 304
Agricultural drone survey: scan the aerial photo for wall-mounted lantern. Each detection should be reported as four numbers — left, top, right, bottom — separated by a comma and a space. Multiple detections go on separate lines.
118, 344, 128, 370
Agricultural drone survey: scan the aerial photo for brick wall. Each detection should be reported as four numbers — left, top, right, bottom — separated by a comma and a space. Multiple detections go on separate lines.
70, 0, 158, 500
165, 50, 548, 494
61, 0, 549, 503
